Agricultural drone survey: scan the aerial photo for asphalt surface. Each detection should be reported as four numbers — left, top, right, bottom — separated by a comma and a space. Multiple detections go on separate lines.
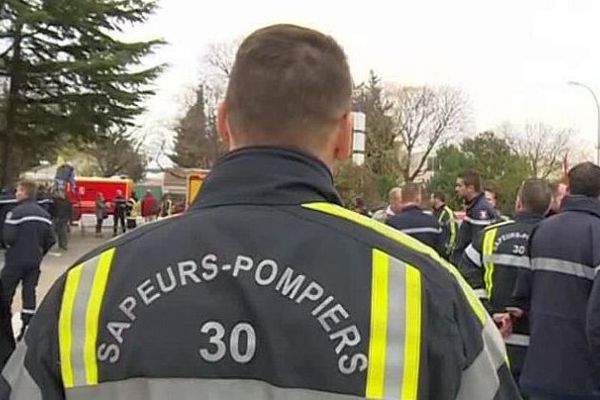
2, 227, 116, 334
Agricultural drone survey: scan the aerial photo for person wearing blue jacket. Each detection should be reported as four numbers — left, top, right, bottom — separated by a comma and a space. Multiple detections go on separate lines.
513, 162, 600, 399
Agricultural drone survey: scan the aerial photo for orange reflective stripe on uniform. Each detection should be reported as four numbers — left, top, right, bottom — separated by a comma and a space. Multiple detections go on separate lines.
59, 248, 116, 389
302, 202, 487, 324
367, 249, 422, 399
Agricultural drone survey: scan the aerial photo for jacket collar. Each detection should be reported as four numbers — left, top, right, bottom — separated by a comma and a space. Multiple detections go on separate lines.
560, 195, 600, 219
514, 210, 544, 224
192, 146, 342, 208
466, 192, 485, 210
400, 204, 422, 213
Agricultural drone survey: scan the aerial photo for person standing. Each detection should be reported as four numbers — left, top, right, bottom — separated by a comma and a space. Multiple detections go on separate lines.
0, 24, 519, 399
126, 193, 139, 230
460, 179, 551, 384
512, 163, 600, 399
95, 193, 106, 238
372, 187, 402, 223
485, 188, 510, 221
452, 170, 497, 265
52, 191, 72, 252
141, 190, 159, 223
1, 180, 55, 343
386, 183, 444, 254
159, 194, 173, 218
430, 191, 458, 260
112, 190, 127, 236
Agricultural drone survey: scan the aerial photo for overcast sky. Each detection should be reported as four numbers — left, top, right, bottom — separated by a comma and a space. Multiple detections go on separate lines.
133, 0, 600, 160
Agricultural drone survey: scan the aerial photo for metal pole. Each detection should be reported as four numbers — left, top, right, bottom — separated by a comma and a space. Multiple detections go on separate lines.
569, 81, 600, 165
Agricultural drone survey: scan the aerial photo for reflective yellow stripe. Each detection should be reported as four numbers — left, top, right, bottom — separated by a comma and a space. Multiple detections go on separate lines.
59, 264, 84, 389
482, 229, 498, 298
366, 249, 388, 398
402, 265, 422, 399
445, 206, 457, 252
84, 248, 116, 385
302, 202, 487, 323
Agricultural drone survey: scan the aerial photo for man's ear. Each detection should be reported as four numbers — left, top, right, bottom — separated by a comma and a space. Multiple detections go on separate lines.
218, 101, 234, 150
334, 112, 353, 161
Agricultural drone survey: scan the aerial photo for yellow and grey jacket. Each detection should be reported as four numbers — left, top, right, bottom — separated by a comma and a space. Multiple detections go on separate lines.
0, 147, 521, 400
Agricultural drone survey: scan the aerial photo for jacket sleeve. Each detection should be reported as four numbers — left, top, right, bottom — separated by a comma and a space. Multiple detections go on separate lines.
458, 232, 490, 310
0, 275, 66, 400
510, 229, 535, 313
43, 224, 57, 254
449, 270, 521, 399
587, 274, 600, 367
438, 211, 451, 258
2, 211, 17, 247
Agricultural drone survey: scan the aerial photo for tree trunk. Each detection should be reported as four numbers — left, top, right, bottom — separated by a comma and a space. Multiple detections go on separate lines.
0, 23, 23, 189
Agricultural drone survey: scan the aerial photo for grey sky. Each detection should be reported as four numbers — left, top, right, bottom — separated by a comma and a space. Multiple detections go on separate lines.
135, 0, 600, 159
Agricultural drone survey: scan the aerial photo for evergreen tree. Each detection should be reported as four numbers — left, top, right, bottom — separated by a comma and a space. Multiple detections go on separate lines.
0, 0, 163, 186
170, 86, 224, 169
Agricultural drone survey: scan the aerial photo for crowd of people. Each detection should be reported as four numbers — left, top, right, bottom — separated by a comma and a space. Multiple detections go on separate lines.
369, 165, 600, 399
0, 23, 597, 400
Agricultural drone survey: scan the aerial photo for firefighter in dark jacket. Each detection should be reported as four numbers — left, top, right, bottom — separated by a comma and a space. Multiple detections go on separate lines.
387, 183, 444, 255
430, 191, 458, 260
452, 170, 497, 266
460, 179, 551, 384
111, 190, 127, 236
513, 162, 600, 399
0, 25, 520, 400
1, 180, 55, 345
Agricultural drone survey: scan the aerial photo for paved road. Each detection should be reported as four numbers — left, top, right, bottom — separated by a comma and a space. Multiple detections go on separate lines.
3, 230, 113, 334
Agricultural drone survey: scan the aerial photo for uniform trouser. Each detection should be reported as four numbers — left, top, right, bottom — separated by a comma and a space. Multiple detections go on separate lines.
0, 264, 41, 338
55, 219, 69, 250
113, 213, 126, 235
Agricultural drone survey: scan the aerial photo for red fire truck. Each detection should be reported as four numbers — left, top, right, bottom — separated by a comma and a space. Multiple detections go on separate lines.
68, 177, 134, 220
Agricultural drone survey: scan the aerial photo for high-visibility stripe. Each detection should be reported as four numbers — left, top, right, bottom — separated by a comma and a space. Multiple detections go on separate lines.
464, 245, 482, 268
366, 250, 388, 398
482, 254, 530, 269
463, 216, 494, 226
531, 257, 595, 280
59, 248, 116, 389
402, 265, 421, 399
366, 250, 422, 399
64, 378, 366, 400
444, 206, 457, 253
401, 227, 442, 235
505, 333, 530, 347
84, 249, 116, 385
59, 264, 84, 389
482, 228, 498, 298
5, 216, 53, 225
302, 202, 488, 324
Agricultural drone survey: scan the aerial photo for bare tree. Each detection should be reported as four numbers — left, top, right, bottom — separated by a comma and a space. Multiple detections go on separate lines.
203, 39, 240, 79
87, 128, 147, 181
501, 122, 572, 179
388, 85, 469, 182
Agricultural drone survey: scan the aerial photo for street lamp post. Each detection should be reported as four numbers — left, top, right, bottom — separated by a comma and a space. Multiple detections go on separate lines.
569, 81, 600, 165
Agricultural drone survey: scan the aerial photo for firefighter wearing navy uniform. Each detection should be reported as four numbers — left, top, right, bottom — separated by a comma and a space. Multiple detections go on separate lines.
0, 25, 520, 400
386, 183, 444, 255
431, 191, 458, 260
1, 181, 55, 348
460, 179, 551, 384
513, 163, 600, 399
452, 170, 497, 266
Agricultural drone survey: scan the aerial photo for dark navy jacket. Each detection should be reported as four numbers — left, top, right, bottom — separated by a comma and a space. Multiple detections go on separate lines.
386, 206, 444, 255
513, 196, 600, 399
460, 211, 543, 379
3, 199, 55, 267
452, 192, 496, 266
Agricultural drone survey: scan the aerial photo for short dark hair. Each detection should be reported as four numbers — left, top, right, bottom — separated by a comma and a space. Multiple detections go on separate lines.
226, 24, 353, 146
568, 162, 600, 197
18, 180, 37, 199
459, 170, 483, 192
432, 191, 446, 202
402, 183, 421, 203
519, 179, 552, 215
